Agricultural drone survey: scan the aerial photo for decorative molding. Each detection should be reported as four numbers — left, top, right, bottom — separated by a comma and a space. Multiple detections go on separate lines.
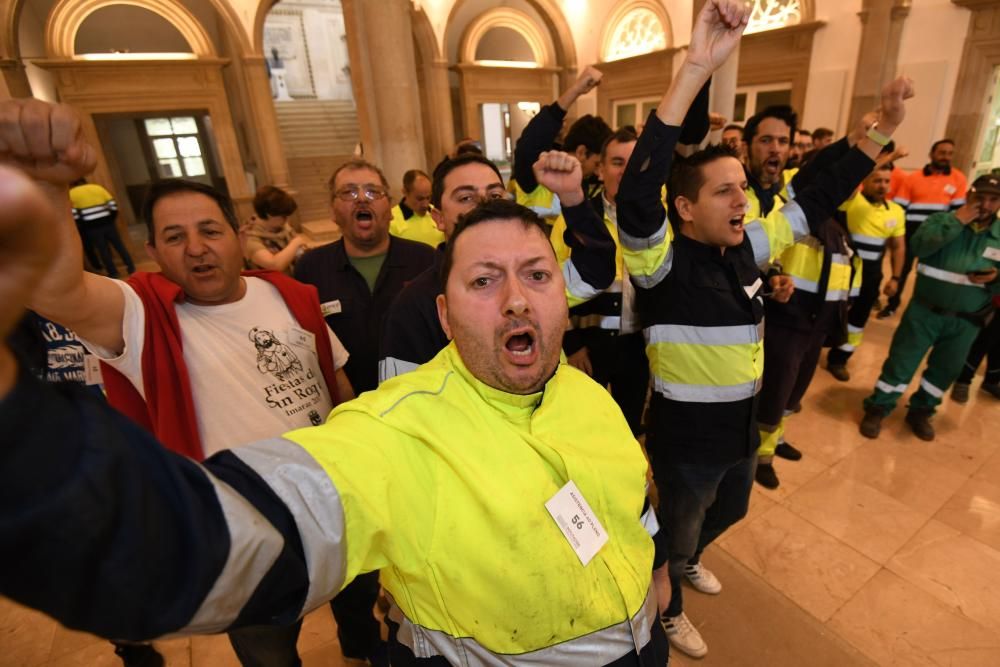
459, 7, 552, 66
600, 0, 673, 63
745, 0, 805, 35
44, 0, 216, 58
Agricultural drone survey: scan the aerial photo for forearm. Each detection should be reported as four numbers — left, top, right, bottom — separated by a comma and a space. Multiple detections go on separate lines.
792, 147, 877, 238
251, 242, 300, 272
656, 62, 713, 127
0, 370, 327, 639
790, 137, 850, 194
513, 103, 566, 192
889, 239, 906, 276
617, 114, 682, 240
677, 79, 711, 149
561, 200, 616, 299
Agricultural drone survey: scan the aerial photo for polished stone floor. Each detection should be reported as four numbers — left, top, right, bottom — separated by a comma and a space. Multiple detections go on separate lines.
3, 298, 999, 666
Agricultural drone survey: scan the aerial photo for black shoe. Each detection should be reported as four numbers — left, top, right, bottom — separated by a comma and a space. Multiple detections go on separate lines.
775, 441, 803, 461
827, 364, 850, 382
113, 643, 164, 667
859, 407, 885, 439
905, 409, 935, 441
951, 382, 970, 404
755, 462, 780, 489
876, 306, 896, 320
981, 383, 1000, 400
753, 463, 781, 489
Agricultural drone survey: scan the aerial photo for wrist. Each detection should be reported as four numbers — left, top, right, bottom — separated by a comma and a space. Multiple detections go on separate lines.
560, 189, 585, 207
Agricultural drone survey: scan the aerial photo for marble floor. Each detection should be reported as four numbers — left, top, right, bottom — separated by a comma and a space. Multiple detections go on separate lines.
3, 300, 999, 666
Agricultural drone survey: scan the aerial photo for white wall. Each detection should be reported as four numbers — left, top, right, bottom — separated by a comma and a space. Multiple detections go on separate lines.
893, 0, 970, 170
802, 0, 862, 137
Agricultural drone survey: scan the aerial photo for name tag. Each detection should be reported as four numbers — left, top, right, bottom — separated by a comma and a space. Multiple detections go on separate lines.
545, 480, 608, 566
744, 276, 763, 299
885, 218, 897, 229
944, 184, 957, 196
320, 300, 342, 317
84, 354, 104, 386
288, 327, 316, 350
983, 247, 1000, 262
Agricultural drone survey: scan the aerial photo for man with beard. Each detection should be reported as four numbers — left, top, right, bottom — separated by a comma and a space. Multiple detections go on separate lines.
787, 128, 813, 170
861, 175, 1000, 440
378, 151, 617, 382
742, 105, 797, 219
879, 139, 968, 318
0, 172, 669, 664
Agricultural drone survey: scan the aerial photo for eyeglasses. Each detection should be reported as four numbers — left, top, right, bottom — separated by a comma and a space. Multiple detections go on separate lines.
334, 185, 388, 202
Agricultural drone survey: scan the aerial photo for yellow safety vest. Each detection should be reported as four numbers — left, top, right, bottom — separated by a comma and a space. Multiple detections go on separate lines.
287, 343, 655, 660
390, 204, 445, 248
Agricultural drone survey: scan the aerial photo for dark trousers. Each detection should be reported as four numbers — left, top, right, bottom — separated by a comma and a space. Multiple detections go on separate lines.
646, 437, 755, 617
887, 218, 922, 312
958, 309, 1000, 386
228, 621, 303, 667
82, 222, 135, 278
829, 257, 883, 366
588, 331, 650, 436
329, 571, 382, 659
758, 319, 831, 428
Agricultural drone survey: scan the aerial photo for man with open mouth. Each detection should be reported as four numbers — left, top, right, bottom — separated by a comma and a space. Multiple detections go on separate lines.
615, 30, 913, 658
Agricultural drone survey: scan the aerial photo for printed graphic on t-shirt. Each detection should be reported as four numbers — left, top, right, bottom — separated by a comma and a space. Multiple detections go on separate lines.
40, 319, 88, 384
249, 326, 325, 426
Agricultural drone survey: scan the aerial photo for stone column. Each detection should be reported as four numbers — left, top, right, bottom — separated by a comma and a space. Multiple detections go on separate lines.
341, 0, 426, 193
847, 0, 912, 125
240, 55, 292, 189
420, 59, 456, 168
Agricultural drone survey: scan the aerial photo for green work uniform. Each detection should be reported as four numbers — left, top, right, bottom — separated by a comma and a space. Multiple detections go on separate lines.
865, 212, 1000, 414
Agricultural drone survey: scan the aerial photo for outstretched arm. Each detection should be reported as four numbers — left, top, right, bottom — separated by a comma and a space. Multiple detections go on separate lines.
513, 67, 603, 193
0, 99, 126, 353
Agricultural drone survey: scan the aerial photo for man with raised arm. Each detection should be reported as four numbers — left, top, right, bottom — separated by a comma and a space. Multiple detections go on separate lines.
613, 5, 912, 655
0, 100, 353, 667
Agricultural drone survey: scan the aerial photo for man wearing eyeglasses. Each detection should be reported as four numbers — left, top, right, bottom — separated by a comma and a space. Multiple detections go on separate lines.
295, 159, 435, 396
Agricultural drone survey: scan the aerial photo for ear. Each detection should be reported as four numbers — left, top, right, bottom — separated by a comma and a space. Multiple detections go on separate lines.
431, 207, 446, 233
145, 241, 160, 265
435, 293, 453, 340
674, 196, 696, 224
574, 145, 589, 163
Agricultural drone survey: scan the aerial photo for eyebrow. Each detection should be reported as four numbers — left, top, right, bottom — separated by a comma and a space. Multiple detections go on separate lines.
469, 255, 549, 271
160, 219, 223, 233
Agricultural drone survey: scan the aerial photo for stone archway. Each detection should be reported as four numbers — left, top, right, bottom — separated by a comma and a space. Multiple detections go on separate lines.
45, 0, 216, 58
412, 5, 454, 166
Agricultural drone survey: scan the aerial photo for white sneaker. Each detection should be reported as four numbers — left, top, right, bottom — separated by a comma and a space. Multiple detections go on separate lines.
684, 562, 722, 594
662, 611, 708, 658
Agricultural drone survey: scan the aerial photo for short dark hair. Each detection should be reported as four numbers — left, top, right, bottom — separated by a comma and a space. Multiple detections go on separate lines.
812, 127, 834, 142
930, 138, 955, 154
327, 159, 390, 200
403, 169, 430, 192
142, 179, 239, 246
440, 199, 550, 290
665, 143, 742, 229
723, 123, 743, 134
743, 105, 798, 144
601, 126, 638, 158
563, 114, 613, 156
252, 185, 298, 219
431, 154, 504, 209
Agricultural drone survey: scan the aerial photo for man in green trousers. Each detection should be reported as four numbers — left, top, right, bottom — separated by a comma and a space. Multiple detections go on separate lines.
861, 174, 1000, 441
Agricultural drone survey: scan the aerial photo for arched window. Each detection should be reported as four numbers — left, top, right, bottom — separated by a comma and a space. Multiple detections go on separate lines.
745, 0, 803, 35
602, 2, 670, 62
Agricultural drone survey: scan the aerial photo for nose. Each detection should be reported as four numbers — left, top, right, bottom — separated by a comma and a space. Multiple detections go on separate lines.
185, 236, 207, 256
734, 187, 748, 209
503, 277, 530, 317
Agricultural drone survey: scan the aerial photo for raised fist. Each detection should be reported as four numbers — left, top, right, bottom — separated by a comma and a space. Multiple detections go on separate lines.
0, 99, 96, 185
532, 151, 584, 206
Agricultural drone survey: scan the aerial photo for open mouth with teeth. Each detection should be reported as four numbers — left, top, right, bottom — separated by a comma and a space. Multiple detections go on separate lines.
190, 264, 217, 275
502, 328, 538, 365
729, 214, 745, 230
764, 157, 782, 175
354, 208, 374, 226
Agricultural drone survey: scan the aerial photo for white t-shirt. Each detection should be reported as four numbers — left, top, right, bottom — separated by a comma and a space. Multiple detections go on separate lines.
83, 277, 349, 458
